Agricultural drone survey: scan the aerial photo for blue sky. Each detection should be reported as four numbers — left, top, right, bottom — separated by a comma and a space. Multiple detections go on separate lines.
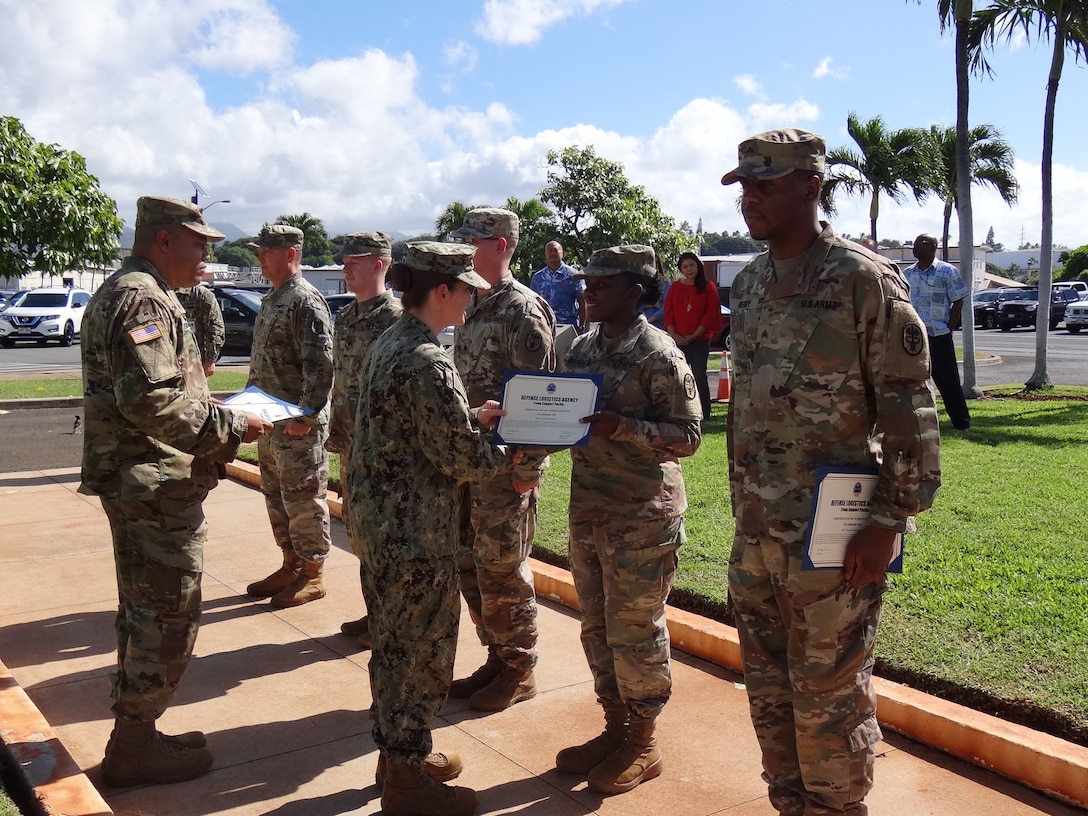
3, 0, 1087, 253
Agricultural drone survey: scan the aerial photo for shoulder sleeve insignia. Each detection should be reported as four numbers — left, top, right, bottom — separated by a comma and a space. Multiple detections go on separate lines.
684, 372, 697, 400
902, 323, 926, 356
525, 330, 543, 353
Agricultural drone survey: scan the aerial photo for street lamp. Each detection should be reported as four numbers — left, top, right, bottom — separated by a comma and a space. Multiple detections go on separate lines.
201, 199, 231, 211
187, 179, 229, 211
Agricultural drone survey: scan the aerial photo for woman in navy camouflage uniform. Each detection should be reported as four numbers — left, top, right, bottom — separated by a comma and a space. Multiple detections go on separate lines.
556, 244, 702, 795
348, 242, 519, 816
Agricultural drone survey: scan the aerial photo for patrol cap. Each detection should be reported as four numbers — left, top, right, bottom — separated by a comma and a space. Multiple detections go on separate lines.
247, 224, 305, 250
720, 128, 827, 185
575, 244, 657, 280
334, 231, 393, 260
449, 208, 520, 241
136, 196, 225, 241
391, 241, 490, 290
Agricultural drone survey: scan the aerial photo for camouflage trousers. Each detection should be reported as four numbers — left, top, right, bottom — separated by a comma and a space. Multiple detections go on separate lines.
359, 556, 458, 761
101, 496, 206, 722
339, 453, 368, 611
728, 533, 885, 816
258, 424, 331, 563
568, 516, 683, 718
456, 478, 539, 674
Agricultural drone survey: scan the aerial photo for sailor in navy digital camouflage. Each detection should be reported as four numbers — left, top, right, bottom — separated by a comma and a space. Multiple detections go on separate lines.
722, 129, 941, 815
327, 230, 401, 645
245, 223, 335, 609
555, 244, 701, 795
347, 241, 517, 814
80, 195, 269, 786
449, 208, 557, 711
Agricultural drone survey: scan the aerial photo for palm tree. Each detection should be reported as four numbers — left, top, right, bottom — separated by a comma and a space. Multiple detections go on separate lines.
434, 201, 476, 240
927, 123, 1019, 258
823, 113, 936, 243
970, 0, 1088, 389
502, 195, 556, 284
274, 212, 332, 266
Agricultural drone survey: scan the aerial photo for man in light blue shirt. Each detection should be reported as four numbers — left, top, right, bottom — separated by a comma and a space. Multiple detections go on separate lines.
904, 233, 971, 430
530, 241, 585, 330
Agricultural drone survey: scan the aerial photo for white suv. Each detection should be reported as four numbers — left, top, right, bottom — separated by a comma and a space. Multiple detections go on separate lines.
0, 286, 92, 347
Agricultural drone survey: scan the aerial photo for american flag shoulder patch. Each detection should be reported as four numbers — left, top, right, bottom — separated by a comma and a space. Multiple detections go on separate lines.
128, 323, 164, 344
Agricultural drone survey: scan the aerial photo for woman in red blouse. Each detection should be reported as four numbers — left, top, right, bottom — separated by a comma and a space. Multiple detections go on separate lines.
664, 252, 722, 419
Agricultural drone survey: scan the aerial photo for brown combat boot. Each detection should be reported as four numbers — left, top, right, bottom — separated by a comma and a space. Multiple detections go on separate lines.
246, 549, 302, 598
375, 751, 463, 789
586, 714, 662, 795
449, 649, 502, 699
102, 718, 213, 787
468, 666, 536, 712
270, 559, 326, 608
107, 725, 206, 749
340, 614, 369, 637
380, 757, 478, 816
555, 699, 628, 774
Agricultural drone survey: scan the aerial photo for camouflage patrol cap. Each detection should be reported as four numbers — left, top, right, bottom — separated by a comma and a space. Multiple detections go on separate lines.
720, 128, 826, 185
136, 196, 225, 241
575, 244, 657, 279
393, 241, 490, 290
334, 231, 393, 260
247, 224, 305, 250
450, 208, 520, 241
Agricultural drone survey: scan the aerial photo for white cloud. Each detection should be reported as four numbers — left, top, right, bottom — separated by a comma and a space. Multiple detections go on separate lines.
188, 0, 297, 74
444, 40, 479, 73
732, 74, 764, 99
475, 0, 631, 46
813, 56, 850, 80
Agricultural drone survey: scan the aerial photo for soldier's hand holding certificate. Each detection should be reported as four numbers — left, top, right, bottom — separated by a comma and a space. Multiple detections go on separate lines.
493, 370, 603, 447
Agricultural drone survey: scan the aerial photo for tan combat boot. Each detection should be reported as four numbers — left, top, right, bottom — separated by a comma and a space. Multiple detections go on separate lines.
380, 757, 478, 816
468, 665, 537, 712
101, 718, 213, 787
246, 549, 302, 598
270, 559, 326, 608
340, 614, 372, 648
107, 725, 206, 749
555, 699, 628, 774
586, 714, 662, 795
449, 649, 502, 699
375, 751, 463, 789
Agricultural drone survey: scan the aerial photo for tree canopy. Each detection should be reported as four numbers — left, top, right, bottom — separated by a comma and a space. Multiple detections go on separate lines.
0, 116, 122, 279
273, 212, 333, 266
541, 145, 692, 272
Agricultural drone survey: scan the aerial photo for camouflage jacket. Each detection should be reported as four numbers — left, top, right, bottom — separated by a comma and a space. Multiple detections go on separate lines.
563, 314, 702, 523
79, 257, 248, 501
327, 290, 402, 454
248, 275, 333, 426
726, 223, 941, 538
453, 275, 556, 481
175, 285, 225, 364
348, 313, 513, 560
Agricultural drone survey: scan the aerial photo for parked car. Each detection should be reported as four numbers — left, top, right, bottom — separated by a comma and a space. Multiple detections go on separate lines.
0, 291, 26, 314
715, 305, 732, 351
971, 287, 1027, 329
324, 293, 354, 318
996, 287, 1082, 332
1054, 281, 1088, 299
1064, 298, 1088, 334
0, 287, 91, 346
214, 287, 263, 356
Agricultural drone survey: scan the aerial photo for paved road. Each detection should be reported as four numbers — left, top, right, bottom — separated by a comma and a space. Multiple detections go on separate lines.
0, 406, 85, 472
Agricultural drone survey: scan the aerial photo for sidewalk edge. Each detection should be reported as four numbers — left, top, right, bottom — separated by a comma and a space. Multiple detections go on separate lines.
0, 661, 113, 816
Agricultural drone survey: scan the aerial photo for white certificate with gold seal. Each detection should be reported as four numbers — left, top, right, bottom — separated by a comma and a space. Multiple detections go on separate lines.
493, 370, 603, 447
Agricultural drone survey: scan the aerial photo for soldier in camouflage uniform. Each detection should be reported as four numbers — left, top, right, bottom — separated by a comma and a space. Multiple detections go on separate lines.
348, 242, 519, 816
448, 208, 557, 712
80, 196, 270, 787
245, 225, 335, 608
326, 231, 401, 647
175, 283, 225, 376
721, 130, 942, 816
555, 244, 702, 795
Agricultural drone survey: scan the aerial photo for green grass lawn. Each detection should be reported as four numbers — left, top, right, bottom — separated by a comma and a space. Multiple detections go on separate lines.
6, 376, 1087, 745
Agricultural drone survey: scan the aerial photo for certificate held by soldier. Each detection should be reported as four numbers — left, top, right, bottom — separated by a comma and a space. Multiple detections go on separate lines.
494, 370, 602, 447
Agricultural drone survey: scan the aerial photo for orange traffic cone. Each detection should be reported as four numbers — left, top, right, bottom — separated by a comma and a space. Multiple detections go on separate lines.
716, 357, 731, 402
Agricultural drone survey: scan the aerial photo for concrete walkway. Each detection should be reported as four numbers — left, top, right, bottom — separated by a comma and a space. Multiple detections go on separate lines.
0, 467, 1082, 816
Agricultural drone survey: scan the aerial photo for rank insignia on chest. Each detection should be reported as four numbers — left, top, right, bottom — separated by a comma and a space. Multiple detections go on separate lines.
128, 323, 163, 344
